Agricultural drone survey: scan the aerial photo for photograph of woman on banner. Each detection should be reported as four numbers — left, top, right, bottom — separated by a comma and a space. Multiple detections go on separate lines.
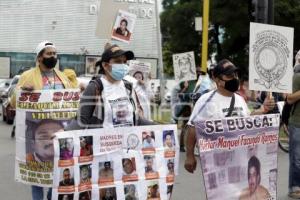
122, 158, 137, 176
111, 10, 136, 43
142, 131, 155, 149
58, 194, 74, 200
26, 119, 64, 163
147, 182, 160, 199
163, 130, 175, 150
239, 156, 271, 200
99, 187, 117, 200
124, 184, 138, 200
80, 136, 93, 157
79, 191, 91, 200
59, 138, 74, 160
99, 161, 114, 182
79, 164, 92, 184
59, 168, 75, 187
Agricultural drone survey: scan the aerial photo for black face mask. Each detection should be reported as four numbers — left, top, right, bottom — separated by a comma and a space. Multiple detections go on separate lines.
223, 78, 240, 92
42, 57, 57, 69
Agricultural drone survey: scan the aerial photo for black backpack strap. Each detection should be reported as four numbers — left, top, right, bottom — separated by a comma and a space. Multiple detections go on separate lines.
89, 77, 104, 127
225, 94, 235, 117
122, 79, 138, 126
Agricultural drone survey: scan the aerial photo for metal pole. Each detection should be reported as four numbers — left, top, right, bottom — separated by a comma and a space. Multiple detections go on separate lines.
268, 0, 274, 24
201, 0, 209, 73
155, 0, 165, 114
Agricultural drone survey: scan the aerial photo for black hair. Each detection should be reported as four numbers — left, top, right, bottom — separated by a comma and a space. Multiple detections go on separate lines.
37, 49, 45, 58
63, 168, 70, 173
248, 156, 261, 183
120, 19, 128, 26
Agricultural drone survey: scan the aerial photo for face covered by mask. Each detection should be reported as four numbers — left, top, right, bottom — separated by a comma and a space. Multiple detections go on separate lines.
109, 63, 129, 81
222, 78, 240, 93
42, 57, 57, 69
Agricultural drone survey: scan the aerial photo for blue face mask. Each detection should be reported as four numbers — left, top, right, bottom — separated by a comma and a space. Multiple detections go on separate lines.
110, 63, 129, 81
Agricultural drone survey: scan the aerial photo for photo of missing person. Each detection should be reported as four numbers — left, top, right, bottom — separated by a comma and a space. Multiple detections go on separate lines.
79, 191, 91, 200
124, 184, 138, 200
228, 166, 241, 183
207, 172, 217, 190
110, 98, 133, 127
99, 161, 114, 182
239, 156, 271, 200
80, 136, 93, 157
59, 168, 74, 186
172, 52, 196, 81
213, 151, 234, 167
144, 155, 157, 174
111, 10, 136, 43
99, 187, 117, 200
167, 185, 173, 200
147, 182, 160, 199
122, 158, 137, 176
167, 159, 175, 176
269, 169, 277, 192
58, 194, 74, 200
128, 60, 151, 84
163, 130, 175, 150
25, 118, 65, 163
142, 131, 155, 149
80, 164, 92, 185
85, 56, 100, 75
59, 138, 74, 160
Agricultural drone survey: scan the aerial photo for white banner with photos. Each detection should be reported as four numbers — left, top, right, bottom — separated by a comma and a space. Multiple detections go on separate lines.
15, 89, 80, 187
52, 125, 179, 200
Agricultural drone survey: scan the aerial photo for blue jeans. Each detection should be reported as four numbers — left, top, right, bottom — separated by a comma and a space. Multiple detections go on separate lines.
288, 125, 300, 191
31, 186, 52, 200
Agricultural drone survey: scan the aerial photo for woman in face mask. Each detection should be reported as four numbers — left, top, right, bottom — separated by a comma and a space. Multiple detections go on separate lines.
76, 44, 147, 129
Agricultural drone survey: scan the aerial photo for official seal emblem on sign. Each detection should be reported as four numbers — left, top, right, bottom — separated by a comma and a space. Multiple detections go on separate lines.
252, 30, 290, 90
127, 134, 139, 151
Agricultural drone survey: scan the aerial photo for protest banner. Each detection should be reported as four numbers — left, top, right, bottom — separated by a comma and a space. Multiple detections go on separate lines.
15, 89, 80, 187
249, 22, 294, 93
111, 10, 137, 44
172, 51, 197, 82
195, 114, 280, 200
51, 125, 179, 200
128, 60, 151, 83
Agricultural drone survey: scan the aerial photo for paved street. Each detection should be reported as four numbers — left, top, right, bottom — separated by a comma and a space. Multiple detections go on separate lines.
0, 118, 293, 200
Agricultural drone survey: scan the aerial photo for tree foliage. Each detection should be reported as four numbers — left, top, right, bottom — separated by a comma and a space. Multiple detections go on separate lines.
160, 0, 300, 78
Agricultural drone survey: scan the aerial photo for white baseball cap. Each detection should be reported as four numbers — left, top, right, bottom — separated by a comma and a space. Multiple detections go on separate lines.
35, 41, 56, 56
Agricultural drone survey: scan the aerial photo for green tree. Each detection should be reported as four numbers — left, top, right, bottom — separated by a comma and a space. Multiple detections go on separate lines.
161, 0, 300, 79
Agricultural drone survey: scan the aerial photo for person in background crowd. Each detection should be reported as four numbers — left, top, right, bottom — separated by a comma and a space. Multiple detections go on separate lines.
184, 59, 275, 174
11, 41, 74, 200
286, 50, 300, 199
171, 73, 198, 152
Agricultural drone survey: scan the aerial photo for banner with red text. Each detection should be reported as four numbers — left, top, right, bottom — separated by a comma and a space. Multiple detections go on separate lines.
15, 89, 80, 187
195, 114, 280, 200
51, 125, 179, 200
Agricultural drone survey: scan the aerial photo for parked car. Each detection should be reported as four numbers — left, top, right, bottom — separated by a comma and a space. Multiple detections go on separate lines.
2, 75, 20, 124
0, 78, 12, 103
